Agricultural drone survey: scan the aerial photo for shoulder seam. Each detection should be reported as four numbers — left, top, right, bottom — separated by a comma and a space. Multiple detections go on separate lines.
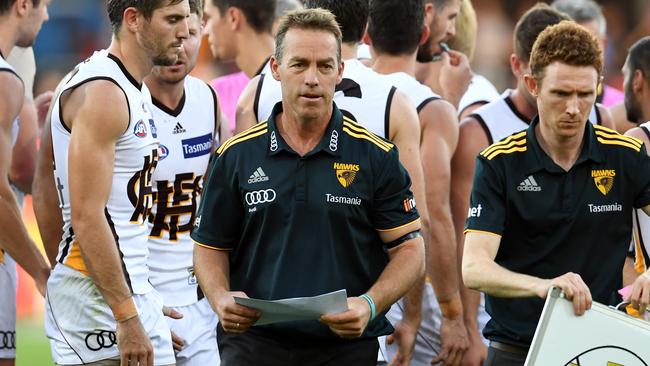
594, 128, 643, 147
484, 145, 527, 160
480, 130, 526, 157
342, 117, 394, 151
217, 122, 268, 154
596, 136, 641, 152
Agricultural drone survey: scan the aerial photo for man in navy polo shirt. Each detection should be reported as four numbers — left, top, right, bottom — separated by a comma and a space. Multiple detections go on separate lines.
191, 8, 425, 366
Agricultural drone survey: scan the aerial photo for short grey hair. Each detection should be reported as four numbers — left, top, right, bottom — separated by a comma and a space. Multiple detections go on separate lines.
552, 0, 606, 36
274, 8, 342, 64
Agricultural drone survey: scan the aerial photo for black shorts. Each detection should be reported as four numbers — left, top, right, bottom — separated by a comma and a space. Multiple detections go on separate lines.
217, 325, 379, 366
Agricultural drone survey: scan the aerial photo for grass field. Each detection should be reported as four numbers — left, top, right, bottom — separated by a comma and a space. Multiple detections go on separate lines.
15, 319, 53, 366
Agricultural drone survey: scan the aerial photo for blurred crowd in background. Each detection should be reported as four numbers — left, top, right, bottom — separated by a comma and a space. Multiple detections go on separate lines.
32, 0, 650, 100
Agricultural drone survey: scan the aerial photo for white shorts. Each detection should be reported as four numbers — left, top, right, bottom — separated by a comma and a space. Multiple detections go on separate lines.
384, 283, 490, 366
45, 265, 175, 365
166, 298, 219, 366
0, 255, 17, 359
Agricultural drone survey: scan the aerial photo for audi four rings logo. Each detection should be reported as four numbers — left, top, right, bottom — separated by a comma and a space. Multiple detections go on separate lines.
85, 330, 117, 351
0, 331, 15, 350
245, 189, 276, 206
329, 130, 339, 151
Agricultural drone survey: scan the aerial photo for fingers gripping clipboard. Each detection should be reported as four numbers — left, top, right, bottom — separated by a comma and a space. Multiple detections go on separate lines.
525, 287, 650, 365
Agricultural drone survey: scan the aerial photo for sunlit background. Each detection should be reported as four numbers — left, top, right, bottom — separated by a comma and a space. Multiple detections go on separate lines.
15, 0, 650, 364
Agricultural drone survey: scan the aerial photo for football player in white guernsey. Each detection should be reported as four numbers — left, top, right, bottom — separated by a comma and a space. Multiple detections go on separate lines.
36, 1, 191, 365
143, 1, 221, 364
450, 5, 612, 365
0, 2, 51, 364
236, 4, 428, 362
622, 37, 650, 289
413, 0, 472, 112
421, 0, 500, 121
367, 0, 470, 365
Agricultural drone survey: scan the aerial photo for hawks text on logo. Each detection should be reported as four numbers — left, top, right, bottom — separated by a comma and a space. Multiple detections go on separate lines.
334, 162, 359, 188
592, 169, 615, 195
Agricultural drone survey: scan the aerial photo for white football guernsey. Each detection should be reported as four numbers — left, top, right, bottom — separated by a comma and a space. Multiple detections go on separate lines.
254, 59, 396, 138
470, 89, 602, 145
51, 50, 159, 294
379, 71, 441, 114
147, 75, 218, 307
631, 122, 650, 273
458, 74, 500, 117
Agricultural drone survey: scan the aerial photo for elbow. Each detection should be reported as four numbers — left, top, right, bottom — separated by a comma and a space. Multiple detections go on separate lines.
10, 170, 34, 194
412, 239, 426, 279
462, 257, 482, 291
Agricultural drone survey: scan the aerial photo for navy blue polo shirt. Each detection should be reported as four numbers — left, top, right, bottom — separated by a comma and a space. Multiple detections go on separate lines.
465, 118, 650, 347
191, 102, 419, 340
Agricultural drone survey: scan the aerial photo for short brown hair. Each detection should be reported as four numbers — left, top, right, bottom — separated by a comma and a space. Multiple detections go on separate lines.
447, 0, 477, 61
513, 3, 570, 62
530, 20, 603, 82
274, 8, 342, 64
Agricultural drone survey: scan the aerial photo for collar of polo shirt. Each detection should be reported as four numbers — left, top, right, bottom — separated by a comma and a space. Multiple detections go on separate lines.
266, 101, 343, 158
523, 117, 605, 175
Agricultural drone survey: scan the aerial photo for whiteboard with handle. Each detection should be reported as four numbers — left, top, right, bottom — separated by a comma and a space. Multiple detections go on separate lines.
525, 287, 650, 365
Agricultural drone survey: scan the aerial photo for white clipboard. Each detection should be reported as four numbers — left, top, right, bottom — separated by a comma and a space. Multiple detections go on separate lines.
525, 287, 650, 365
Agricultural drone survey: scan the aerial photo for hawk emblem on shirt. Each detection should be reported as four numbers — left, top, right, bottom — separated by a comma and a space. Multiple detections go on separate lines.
333, 162, 360, 188
592, 169, 615, 196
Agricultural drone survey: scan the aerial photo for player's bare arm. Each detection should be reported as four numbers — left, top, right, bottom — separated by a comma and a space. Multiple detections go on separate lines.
321, 219, 425, 339
596, 103, 615, 130
234, 75, 261, 133
420, 98, 468, 366
64, 79, 153, 366
9, 96, 37, 194
33, 120, 63, 267
33, 77, 68, 267
462, 231, 592, 315
385, 90, 427, 366
450, 116, 491, 365
0, 72, 50, 295
626, 127, 650, 312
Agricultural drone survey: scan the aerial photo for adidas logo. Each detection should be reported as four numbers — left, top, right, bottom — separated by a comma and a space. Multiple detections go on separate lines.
517, 176, 541, 192
172, 122, 186, 134
248, 167, 269, 184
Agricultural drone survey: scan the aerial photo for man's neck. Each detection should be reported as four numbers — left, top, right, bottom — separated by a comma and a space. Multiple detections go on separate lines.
372, 52, 417, 76
0, 22, 18, 58
535, 122, 584, 171
107, 37, 153, 83
510, 85, 538, 121
235, 31, 274, 78
277, 103, 331, 156
341, 43, 358, 62
641, 91, 650, 123
144, 75, 185, 111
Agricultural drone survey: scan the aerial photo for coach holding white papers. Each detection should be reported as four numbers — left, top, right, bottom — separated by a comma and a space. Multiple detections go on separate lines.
191, 8, 424, 366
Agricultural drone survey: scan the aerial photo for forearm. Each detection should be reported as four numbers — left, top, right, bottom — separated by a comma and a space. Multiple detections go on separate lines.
460, 286, 482, 333
427, 205, 463, 316
367, 239, 425, 314
194, 245, 231, 311
463, 255, 545, 298
32, 177, 63, 267
400, 276, 423, 326
441, 91, 463, 111
74, 215, 133, 307
33, 126, 64, 267
0, 182, 49, 281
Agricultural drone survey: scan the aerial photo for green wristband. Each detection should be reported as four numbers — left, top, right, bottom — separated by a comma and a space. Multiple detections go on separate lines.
360, 293, 376, 321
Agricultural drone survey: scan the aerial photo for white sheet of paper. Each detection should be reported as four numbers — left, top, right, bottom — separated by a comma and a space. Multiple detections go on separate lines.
234, 289, 349, 326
